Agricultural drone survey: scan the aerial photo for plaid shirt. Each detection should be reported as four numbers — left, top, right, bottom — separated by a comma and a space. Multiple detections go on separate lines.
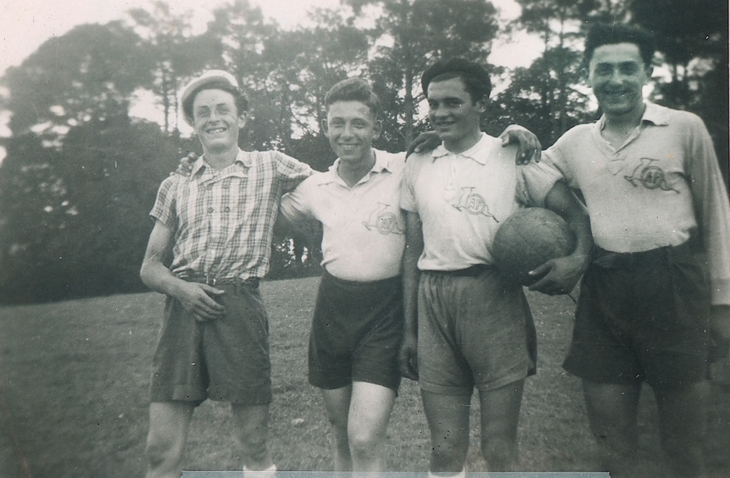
150, 149, 312, 280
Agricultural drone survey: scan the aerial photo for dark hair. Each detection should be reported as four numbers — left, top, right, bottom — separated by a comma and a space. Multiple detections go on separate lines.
584, 23, 656, 69
421, 58, 492, 103
324, 77, 381, 120
182, 80, 249, 124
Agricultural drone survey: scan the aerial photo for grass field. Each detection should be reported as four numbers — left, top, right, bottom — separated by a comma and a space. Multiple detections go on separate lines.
1, 276, 728, 477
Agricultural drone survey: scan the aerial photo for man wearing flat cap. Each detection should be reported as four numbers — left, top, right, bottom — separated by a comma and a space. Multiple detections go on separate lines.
139, 70, 312, 478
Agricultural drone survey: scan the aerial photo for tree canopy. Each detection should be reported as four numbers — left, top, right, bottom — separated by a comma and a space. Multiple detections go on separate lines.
0, 0, 726, 303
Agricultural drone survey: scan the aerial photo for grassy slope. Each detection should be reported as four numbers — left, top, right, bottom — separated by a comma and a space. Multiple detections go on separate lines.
0, 277, 727, 477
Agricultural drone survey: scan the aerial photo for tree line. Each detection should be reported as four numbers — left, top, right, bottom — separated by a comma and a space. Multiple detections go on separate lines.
0, 0, 726, 304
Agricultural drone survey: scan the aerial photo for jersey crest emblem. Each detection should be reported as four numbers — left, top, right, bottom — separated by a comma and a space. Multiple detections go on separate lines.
363, 203, 405, 235
623, 158, 679, 193
452, 187, 499, 223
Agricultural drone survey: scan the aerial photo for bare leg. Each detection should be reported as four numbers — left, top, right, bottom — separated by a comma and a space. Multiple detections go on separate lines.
421, 389, 471, 473
582, 380, 641, 478
321, 385, 353, 471
478, 379, 525, 471
347, 381, 397, 471
145, 401, 194, 478
654, 381, 708, 478
231, 403, 273, 471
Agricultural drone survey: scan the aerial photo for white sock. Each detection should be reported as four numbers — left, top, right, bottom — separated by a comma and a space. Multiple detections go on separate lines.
427, 469, 465, 478
243, 464, 276, 478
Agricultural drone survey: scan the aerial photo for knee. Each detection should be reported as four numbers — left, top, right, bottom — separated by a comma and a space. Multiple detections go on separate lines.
240, 434, 270, 461
327, 412, 348, 434
592, 427, 637, 456
480, 436, 517, 471
348, 427, 380, 460
591, 431, 637, 474
430, 435, 469, 471
145, 439, 166, 470
145, 432, 181, 471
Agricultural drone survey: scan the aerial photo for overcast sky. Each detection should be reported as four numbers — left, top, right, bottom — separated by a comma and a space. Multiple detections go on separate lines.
0, 0, 340, 76
0, 0, 535, 77
0, 0, 541, 146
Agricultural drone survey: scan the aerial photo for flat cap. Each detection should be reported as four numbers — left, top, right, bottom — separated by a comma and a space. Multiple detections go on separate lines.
180, 70, 240, 111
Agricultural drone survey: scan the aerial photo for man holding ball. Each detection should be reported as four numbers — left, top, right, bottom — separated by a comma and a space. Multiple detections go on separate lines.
398, 58, 592, 474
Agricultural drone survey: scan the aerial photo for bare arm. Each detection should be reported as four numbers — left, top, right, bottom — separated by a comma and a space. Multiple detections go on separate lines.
399, 211, 424, 380
173, 152, 198, 176
499, 125, 542, 164
527, 181, 593, 295
140, 221, 225, 321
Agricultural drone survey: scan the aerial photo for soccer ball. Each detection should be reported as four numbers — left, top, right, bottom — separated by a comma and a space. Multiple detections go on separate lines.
492, 208, 576, 286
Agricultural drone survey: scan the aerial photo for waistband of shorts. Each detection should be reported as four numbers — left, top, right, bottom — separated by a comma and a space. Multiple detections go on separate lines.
592, 239, 697, 269
422, 264, 496, 277
322, 268, 400, 288
178, 274, 260, 290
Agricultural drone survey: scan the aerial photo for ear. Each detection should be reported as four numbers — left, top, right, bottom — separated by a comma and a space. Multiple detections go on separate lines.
237, 111, 248, 129
644, 65, 654, 81
475, 96, 488, 114
580, 66, 590, 82
321, 118, 329, 135
373, 119, 383, 140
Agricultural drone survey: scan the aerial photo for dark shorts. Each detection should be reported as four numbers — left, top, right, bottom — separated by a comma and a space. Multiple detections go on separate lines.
149, 280, 272, 405
563, 242, 711, 389
417, 266, 537, 395
308, 271, 404, 392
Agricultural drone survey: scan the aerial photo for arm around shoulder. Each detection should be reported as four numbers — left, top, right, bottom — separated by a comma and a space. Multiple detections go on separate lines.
499, 125, 542, 164
275, 151, 314, 193
277, 174, 325, 242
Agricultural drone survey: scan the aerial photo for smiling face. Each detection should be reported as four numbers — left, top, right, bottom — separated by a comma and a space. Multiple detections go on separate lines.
324, 100, 381, 167
427, 77, 486, 154
192, 88, 247, 154
587, 42, 651, 119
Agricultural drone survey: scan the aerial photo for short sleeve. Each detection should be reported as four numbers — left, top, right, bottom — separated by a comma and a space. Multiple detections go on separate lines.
149, 175, 180, 230
517, 147, 570, 208
279, 177, 315, 225
275, 152, 314, 193
400, 154, 426, 212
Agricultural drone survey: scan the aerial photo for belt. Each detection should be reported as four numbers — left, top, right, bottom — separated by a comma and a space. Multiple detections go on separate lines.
424, 264, 495, 277
592, 240, 696, 269
183, 275, 260, 290
322, 269, 401, 287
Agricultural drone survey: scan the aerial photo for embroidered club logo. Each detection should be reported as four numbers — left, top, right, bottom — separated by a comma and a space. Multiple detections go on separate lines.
623, 158, 679, 193
452, 187, 499, 222
363, 203, 405, 235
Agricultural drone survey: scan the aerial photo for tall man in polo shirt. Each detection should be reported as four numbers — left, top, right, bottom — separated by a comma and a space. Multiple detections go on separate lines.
520, 24, 730, 477
399, 59, 592, 474
140, 70, 312, 478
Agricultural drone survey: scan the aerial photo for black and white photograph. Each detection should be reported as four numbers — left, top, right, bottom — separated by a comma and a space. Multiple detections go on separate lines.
0, 0, 728, 477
